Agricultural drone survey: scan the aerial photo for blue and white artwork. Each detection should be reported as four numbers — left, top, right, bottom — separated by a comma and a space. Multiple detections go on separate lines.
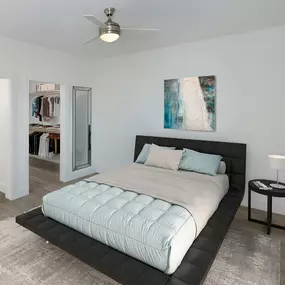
164, 76, 216, 131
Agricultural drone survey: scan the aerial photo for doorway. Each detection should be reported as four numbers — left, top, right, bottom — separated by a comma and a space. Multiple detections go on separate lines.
5, 76, 96, 201
29, 81, 62, 194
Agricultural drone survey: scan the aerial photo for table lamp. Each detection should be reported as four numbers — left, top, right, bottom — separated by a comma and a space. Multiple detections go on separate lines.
268, 155, 285, 189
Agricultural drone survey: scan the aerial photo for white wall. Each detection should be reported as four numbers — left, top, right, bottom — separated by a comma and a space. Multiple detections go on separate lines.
92, 26, 285, 215
0, 36, 95, 200
0, 79, 12, 194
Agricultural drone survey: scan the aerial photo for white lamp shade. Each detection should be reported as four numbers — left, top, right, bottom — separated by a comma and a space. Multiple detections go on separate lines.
268, 155, 285, 170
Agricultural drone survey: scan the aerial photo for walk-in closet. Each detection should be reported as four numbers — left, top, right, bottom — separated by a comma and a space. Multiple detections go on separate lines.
29, 81, 61, 184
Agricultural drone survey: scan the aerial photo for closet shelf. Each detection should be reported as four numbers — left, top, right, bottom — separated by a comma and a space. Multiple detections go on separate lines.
30, 90, 60, 96
29, 127, 60, 134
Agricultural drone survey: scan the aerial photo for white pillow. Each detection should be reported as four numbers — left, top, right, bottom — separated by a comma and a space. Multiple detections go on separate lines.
217, 161, 226, 174
145, 145, 183, 171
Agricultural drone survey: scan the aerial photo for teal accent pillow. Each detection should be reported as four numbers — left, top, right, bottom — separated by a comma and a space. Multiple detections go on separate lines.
179, 149, 222, 176
136, 144, 175, 164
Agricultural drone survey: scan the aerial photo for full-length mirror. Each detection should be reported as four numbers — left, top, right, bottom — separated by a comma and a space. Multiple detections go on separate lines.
72, 86, 92, 171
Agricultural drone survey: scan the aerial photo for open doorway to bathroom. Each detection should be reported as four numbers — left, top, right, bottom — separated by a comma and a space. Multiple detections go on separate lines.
29, 80, 62, 194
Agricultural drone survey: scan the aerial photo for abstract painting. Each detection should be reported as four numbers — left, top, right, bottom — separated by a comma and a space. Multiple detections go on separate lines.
164, 76, 216, 131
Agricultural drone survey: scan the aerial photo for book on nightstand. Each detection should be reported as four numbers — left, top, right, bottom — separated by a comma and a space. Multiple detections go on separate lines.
253, 181, 273, 190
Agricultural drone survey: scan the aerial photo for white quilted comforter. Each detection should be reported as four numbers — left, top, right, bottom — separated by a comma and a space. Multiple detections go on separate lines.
42, 164, 228, 274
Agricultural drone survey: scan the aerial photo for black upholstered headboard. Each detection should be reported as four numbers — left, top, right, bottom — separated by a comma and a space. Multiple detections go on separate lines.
134, 135, 247, 192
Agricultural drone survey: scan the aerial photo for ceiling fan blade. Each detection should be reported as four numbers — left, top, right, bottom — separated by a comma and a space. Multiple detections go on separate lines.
82, 35, 99, 45
121, 27, 161, 31
84, 15, 106, 28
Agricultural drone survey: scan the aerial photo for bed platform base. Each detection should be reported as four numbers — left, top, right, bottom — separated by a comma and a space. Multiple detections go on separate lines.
16, 135, 246, 285
16, 188, 243, 285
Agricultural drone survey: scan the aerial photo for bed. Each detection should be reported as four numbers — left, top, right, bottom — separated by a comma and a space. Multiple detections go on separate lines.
16, 135, 246, 285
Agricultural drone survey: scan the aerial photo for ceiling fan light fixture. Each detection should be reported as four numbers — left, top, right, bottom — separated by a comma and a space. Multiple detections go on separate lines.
99, 31, 120, 43
83, 7, 160, 45
99, 16, 120, 43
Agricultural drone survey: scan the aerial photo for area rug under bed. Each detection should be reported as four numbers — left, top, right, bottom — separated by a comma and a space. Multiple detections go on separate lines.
0, 218, 280, 285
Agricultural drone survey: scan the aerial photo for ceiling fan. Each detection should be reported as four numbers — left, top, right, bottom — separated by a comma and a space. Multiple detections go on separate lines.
83, 7, 160, 44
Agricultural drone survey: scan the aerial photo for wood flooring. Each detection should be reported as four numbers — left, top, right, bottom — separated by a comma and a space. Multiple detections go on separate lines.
0, 164, 95, 220
0, 165, 284, 284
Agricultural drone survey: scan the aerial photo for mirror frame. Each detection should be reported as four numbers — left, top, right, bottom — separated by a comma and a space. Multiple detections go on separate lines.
72, 86, 92, 171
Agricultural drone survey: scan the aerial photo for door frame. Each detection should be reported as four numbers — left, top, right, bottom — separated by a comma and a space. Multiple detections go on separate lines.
6, 77, 95, 200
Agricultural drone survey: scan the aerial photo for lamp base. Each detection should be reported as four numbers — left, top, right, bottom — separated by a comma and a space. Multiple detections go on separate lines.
270, 183, 285, 189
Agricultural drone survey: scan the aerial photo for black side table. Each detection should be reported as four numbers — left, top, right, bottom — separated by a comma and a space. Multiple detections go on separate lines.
248, 179, 285, 234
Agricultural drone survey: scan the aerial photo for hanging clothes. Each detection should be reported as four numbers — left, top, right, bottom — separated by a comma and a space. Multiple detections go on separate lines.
31, 95, 60, 122
54, 96, 60, 117
38, 133, 50, 158
29, 132, 60, 158
29, 132, 43, 155
31, 96, 43, 121
49, 96, 54, 117
48, 133, 60, 155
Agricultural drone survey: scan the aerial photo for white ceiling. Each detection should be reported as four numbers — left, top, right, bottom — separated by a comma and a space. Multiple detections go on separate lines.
1, 0, 285, 58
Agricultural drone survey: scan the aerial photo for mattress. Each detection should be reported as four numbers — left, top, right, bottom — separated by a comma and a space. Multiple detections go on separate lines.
42, 165, 229, 274
42, 181, 196, 274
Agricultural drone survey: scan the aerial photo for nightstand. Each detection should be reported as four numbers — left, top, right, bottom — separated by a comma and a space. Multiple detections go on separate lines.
248, 179, 285, 234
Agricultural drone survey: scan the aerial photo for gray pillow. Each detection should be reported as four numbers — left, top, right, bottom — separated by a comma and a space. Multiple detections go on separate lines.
217, 161, 226, 174
145, 145, 183, 171
179, 148, 222, 176
135, 144, 175, 164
